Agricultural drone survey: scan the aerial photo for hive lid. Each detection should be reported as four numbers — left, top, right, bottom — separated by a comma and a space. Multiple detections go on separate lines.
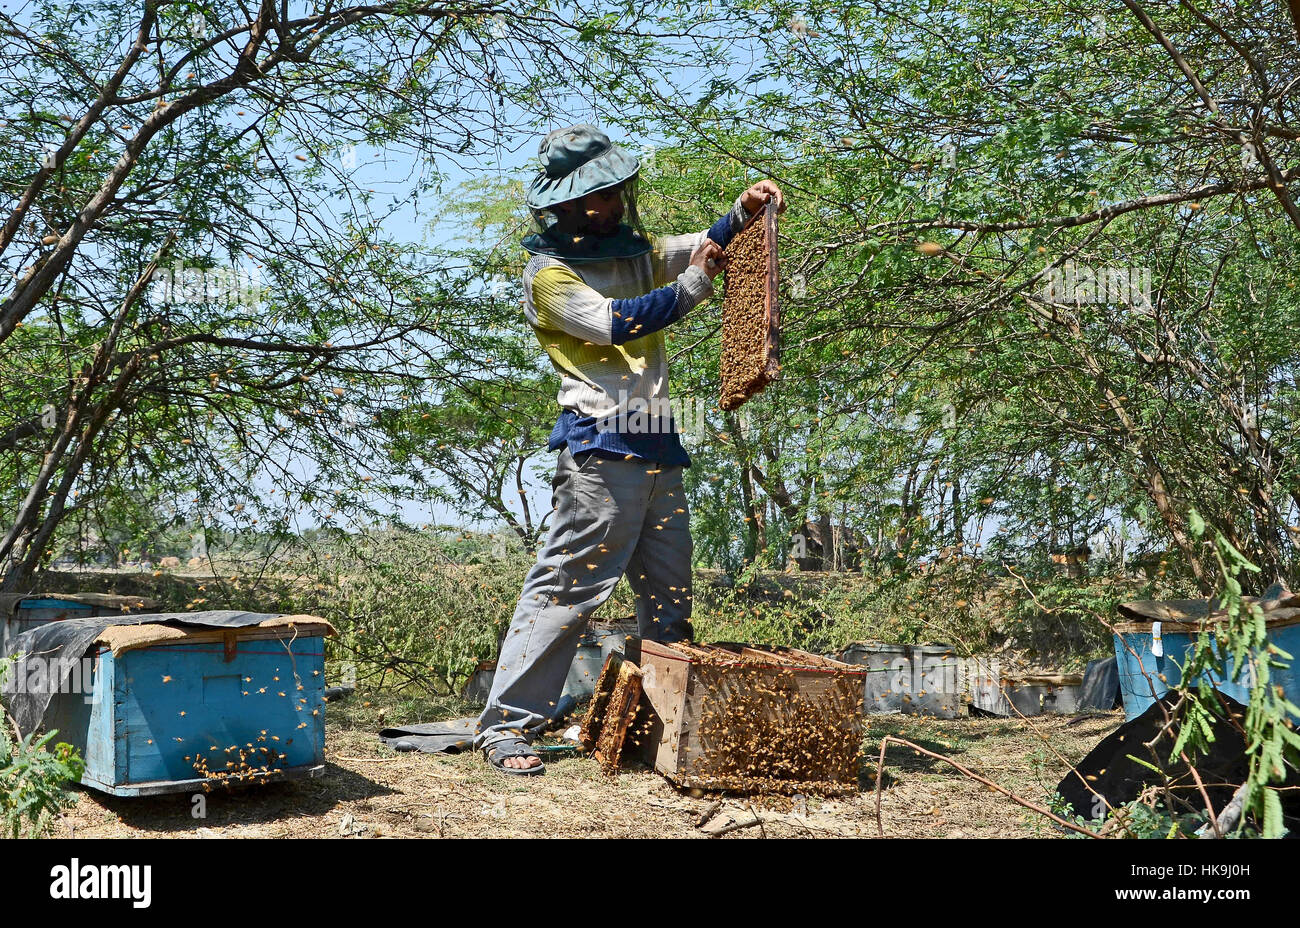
95, 613, 335, 656
840, 640, 907, 655
0, 591, 157, 617
645, 639, 864, 673
1002, 672, 1084, 687
840, 640, 955, 655
1118, 580, 1300, 626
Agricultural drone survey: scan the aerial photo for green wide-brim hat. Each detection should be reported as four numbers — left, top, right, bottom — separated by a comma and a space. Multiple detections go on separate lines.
525, 124, 640, 211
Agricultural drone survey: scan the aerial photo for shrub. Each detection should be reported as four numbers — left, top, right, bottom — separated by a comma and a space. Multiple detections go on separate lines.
0, 655, 85, 838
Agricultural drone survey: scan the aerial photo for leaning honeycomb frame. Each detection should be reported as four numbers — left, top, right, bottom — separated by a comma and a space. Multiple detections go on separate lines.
718, 199, 780, 411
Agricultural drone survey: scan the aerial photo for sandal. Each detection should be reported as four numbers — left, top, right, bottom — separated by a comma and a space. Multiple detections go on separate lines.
484, 738, 546, 776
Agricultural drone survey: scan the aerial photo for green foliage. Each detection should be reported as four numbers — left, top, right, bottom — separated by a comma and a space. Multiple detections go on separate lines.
1172, 509, 1300, 838
1000, 574, 1164, 668
211, 527, 637, 695
693, 560, 1149, 664
0, 657, 85, 838
1052, 791, 1214, 839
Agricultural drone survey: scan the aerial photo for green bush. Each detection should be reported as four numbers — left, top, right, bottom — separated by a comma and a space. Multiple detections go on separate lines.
0, 656, 85, 838
692, 560, 1172, 667
1168, 511, 1300, 838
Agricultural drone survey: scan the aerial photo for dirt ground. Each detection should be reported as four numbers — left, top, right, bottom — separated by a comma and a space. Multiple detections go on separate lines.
52, 690, 1123, 839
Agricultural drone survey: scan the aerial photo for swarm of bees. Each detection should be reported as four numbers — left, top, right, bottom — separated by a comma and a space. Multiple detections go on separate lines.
680, 650, 863, 796
189, 742, 289, 790
719, 202, 780, 412
148, 652, 326, 790
586, 641, 864, 796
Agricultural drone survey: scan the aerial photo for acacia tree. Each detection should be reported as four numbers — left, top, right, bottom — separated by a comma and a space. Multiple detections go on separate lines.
0, 0, 737, 589
580, 0, 1300, 590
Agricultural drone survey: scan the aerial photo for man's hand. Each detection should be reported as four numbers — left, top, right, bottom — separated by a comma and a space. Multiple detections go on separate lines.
741, 180, 787, 216
690, 239, 728, 280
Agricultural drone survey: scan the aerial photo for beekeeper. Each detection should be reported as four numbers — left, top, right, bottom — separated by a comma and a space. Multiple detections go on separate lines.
476, 124, 785, 774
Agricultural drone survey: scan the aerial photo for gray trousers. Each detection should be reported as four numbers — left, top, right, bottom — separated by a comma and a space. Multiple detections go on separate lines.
475, 447, 693, 749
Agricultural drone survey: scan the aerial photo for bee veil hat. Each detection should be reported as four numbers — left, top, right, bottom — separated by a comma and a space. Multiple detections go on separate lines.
522, 124, 649, 262
525, 124, 640, 210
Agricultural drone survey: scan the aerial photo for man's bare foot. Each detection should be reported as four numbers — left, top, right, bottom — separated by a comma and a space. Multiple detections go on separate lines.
502, 754, 542, 770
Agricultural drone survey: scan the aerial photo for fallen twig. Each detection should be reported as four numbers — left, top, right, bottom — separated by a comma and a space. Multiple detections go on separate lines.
708, 813, 763, 837
696, 800, 723, 827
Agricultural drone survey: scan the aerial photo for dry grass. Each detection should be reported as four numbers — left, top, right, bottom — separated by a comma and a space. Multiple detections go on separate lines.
48, 688, 1123, 839
866, 712, 1122, 838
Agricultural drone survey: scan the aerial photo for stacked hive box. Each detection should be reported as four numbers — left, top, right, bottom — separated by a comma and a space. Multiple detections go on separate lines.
1, 593, 156, 648
970, 671, 1083, 716
838, 641, 963, 718
636, 640, 864, 794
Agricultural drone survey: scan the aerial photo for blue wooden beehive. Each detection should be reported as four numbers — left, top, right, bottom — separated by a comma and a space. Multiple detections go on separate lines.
1114, 591, 1300, 721
1, 593, 156, 647
42, 619, 333, 796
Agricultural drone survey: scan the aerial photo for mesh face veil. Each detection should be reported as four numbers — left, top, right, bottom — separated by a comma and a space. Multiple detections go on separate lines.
525, 176, 650, 262
619, 176, 644, 239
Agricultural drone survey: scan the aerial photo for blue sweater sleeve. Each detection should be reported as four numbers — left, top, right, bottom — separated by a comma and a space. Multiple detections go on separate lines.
708, 212, 735, 247
708, 197, 752, 248
610, 284, 686, 344
609, 265, 715, 344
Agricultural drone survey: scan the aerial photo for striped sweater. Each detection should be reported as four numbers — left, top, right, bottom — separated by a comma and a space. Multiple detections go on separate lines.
523, 196, 753, 467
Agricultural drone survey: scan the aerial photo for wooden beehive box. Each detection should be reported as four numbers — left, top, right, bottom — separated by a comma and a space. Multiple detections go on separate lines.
1, 593, 156, 648
41, 617, 333, 796
969, 668, 1084, 717
635, 640, 865, 794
